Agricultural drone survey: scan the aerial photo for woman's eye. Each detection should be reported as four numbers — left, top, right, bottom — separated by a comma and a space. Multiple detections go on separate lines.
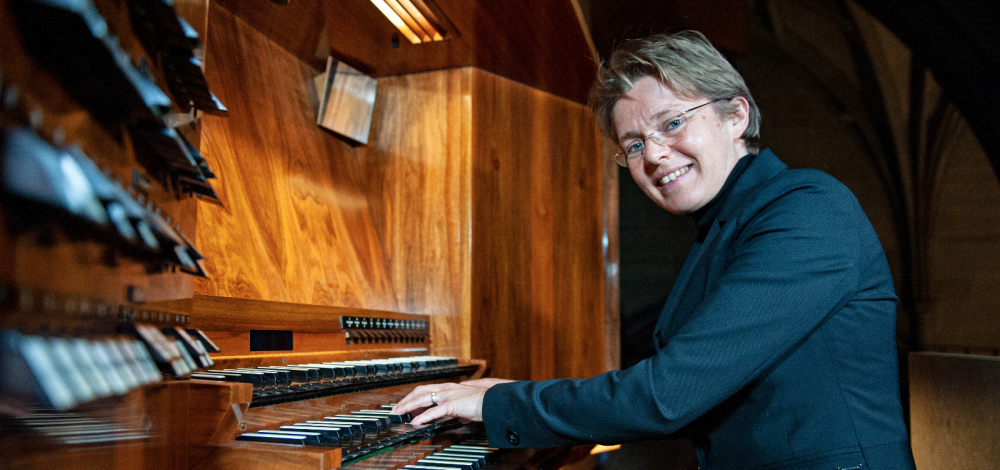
626, 141, 644, 154
665, 118, 685, 131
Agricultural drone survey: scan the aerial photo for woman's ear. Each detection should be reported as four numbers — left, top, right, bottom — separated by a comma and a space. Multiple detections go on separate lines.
730, 96, 750, 138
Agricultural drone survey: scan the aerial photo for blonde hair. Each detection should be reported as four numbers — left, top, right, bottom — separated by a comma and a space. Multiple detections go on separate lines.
588, 31, 761, 154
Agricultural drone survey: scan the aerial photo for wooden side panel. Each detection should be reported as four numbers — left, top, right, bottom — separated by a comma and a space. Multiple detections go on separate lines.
469, 71, 533, 381
195, 3, 398, 310
909, 352, 1000, 470
357, 69, 473, 359
547, 92, 607, 381
470, 70, 607, 381
191, 442, 338, 470
602, 138, 622, 372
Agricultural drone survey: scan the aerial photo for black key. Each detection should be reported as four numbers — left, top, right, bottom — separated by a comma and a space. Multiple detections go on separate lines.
440, 450, 489, 464
438, 451, 486, 465
257, 430, 324, 446
305, 420, 362, 435
207, 370, 264, 389
422, 457, 477, 470
298, 365, 335, 380
303, 364, 346, 378
323, 362, 371, 377
417, 459, 473, 470
241, 368, 290, 387
259, 366, 310, 384
449, 445, 496, 450
238, 369, 278, 389
354, 410, 408, 423
277, 366, 321, 382
341, 413, 390, 427
279, 425, 344, 441
325, 416, 380, 431
190, 373, 239, 383
237, 432, 306, 445
427, 455, 481, 469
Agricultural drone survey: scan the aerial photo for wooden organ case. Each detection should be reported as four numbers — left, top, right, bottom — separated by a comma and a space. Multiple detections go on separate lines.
0, 0, 619, 469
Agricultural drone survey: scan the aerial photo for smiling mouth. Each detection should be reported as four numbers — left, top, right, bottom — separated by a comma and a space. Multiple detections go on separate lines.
658, 165, 691, 186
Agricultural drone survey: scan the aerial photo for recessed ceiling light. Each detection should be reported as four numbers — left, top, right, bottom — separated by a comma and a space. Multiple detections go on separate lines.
370, 0, 457, 44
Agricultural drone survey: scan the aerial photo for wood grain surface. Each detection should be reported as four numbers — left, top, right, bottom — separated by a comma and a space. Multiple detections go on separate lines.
191, 442, 338, 470
359, 68, 611, 380
357, 69, 472, 360
195, 3, 398, 309
317, 60, 378, 144
909, 352, 1000, 470
601, 138, 621, 372
212, 0, 330, 71
194, 0, 610, 379
469, 70, 607, 381
214, 0, 598, 104
176, 295, 433, 359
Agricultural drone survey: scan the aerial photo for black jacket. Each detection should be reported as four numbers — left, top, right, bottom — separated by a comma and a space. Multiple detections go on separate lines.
482, 150, 916, 469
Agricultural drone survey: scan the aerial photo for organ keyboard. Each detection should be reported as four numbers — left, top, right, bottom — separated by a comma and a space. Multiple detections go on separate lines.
182, 354, 587, 470
189, 356, 476, 406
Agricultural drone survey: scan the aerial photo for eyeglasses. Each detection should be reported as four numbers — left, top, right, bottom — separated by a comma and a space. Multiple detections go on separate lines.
614, 99, 722, 167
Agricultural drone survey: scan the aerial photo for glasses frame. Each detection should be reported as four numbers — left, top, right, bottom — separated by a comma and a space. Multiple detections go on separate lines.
614, 99, 723, 167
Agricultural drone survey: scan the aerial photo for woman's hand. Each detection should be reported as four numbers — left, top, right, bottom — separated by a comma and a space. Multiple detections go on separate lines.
392, 378, 513, 426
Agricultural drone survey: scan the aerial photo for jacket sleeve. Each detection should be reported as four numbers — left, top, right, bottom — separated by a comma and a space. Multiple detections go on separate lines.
482, 178, 869, 448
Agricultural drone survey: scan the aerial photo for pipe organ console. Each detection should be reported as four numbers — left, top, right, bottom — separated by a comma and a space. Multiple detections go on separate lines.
0, 0, 613, 469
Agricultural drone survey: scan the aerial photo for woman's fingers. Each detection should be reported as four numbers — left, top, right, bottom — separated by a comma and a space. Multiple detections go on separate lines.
392, 384, 437, 415
392, 383, 488, 425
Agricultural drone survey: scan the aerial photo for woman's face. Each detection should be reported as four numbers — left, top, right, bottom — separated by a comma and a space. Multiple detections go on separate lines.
613, 76, 749, 215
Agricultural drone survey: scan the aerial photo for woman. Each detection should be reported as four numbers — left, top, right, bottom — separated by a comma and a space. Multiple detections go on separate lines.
394, 31, 916, 470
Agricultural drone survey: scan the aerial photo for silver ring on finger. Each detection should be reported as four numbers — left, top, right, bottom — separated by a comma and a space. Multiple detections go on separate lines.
430, 392, 438, 406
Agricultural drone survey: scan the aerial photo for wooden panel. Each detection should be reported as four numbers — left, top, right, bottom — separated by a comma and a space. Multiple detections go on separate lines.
601, 138, 621, 372
212, 0, 329, 71
909, 352, 1000, 470
213, 0, 597, 103
547, 93, 605, 381
187, 380, 253, 445
195, 3, 398, 309
470, 70, 607, 381
185, 295, 423, 332
357, 69, 472, 360
191, 442, 338, 470
316, 60, 378, 144
469, 71, 533, 381
182, 295, 431, 358
463, 0, 597, 104
175, 0, 209, 41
